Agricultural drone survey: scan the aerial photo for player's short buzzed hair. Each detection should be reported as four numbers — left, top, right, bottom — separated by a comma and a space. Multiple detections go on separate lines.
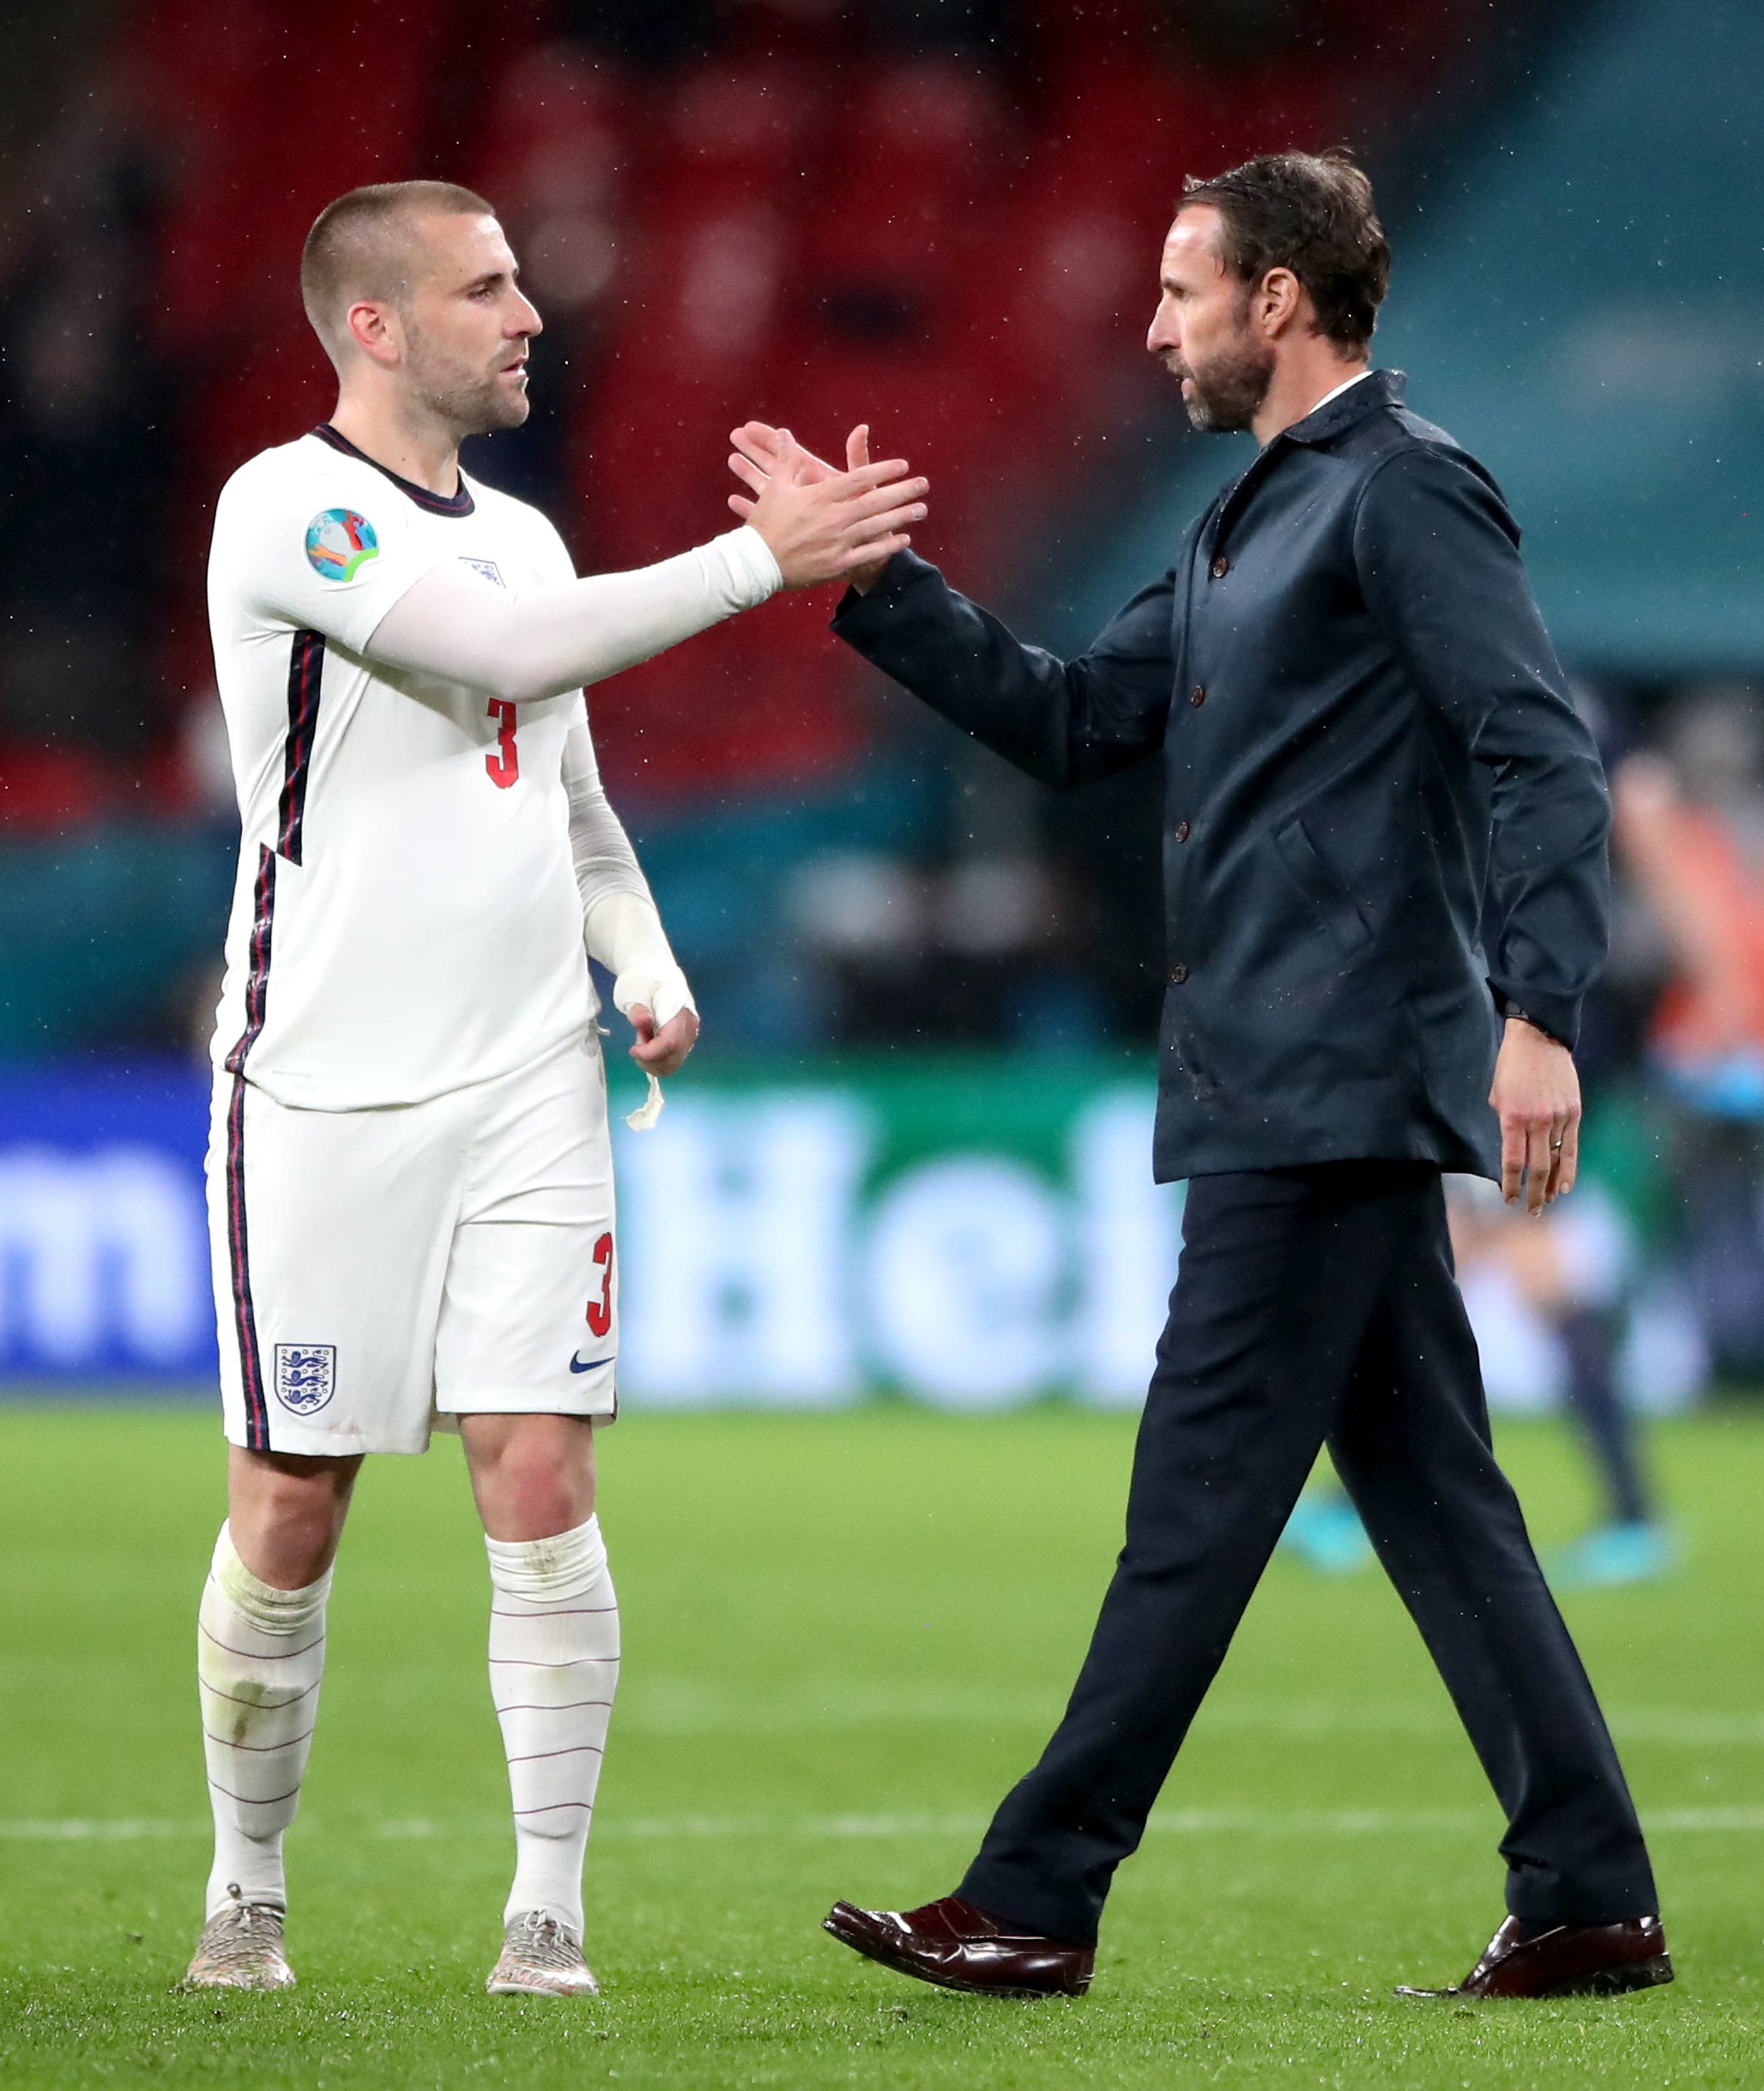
301, 180, 498, 361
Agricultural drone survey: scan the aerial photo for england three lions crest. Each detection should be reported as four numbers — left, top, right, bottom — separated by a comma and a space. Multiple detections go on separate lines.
274, 1344, 336, 1414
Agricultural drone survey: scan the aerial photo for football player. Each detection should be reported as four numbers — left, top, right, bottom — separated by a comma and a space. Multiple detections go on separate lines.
185, 179, 925, 1997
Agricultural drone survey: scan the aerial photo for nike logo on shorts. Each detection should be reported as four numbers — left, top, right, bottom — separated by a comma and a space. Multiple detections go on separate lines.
570, 1354, 613, 1374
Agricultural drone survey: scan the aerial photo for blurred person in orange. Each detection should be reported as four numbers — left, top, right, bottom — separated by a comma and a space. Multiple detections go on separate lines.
1613, 710, 1764, 1119
1611, 692, 1764, 1392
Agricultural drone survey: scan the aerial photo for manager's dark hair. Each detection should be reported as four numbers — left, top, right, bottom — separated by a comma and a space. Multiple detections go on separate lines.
1179, 150, 1389, 354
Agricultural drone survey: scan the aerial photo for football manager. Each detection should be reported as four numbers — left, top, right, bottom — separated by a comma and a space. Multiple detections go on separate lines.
730, 148, 1669, 2003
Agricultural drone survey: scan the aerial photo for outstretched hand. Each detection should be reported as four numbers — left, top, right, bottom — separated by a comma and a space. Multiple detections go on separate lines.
728, 424, 917, 594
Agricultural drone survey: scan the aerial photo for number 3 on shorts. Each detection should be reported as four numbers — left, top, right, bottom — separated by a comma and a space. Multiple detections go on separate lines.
586, 1230, 613, 1338
486, 699, 519, 789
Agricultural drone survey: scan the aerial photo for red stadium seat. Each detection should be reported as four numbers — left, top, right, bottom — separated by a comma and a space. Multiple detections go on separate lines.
801, 61, 1018, 319
470, 39, 633, 242
0, 740, 113, 832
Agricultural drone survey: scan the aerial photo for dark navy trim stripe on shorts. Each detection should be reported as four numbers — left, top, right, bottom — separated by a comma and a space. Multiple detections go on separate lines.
278, 631, 324, 864
222, 845, 276, 1451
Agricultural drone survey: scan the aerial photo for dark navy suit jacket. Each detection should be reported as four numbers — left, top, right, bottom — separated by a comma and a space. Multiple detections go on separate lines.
831, 370, 1611, 1183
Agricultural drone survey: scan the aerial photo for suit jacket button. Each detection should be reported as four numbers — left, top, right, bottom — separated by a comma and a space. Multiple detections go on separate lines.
1190, 685, 1206, 706
1169, 962, 1189, 984
1210, 556, 1229, 578
1175, 821, 1191, 843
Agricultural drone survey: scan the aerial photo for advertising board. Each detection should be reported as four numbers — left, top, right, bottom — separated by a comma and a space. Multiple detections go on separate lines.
0, 1058, 1181, 1408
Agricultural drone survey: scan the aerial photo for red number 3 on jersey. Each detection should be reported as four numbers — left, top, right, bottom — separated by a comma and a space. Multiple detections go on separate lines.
586, 1230, 614, 1338
486, 699, 519, 789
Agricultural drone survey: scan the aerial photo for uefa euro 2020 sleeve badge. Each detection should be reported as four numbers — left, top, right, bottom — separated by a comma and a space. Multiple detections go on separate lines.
305, 509, 379, 582
274, 1344, 336, 1414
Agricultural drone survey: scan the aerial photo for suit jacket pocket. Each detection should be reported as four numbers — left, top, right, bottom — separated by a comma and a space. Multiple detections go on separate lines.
1271, 816, 1374, 958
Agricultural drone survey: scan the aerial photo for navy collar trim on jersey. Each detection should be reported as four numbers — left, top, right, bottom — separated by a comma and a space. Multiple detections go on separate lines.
311, 424, 475, 516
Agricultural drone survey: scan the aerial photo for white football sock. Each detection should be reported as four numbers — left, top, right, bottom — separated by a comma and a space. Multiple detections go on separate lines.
486, 1514, 619, 1934
197, 1522, 329, 1919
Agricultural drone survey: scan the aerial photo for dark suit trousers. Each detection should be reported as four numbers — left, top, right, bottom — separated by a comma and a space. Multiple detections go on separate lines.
958, 1161, 1657, 1947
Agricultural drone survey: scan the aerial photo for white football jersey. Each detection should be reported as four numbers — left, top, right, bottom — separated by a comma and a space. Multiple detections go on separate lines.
207, 426, 592, 1109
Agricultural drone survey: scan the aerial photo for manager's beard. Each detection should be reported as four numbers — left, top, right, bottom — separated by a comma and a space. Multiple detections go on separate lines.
1172, 327, 1275, 435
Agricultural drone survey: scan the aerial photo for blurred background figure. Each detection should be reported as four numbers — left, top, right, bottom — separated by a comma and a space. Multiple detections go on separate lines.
1281, 1167, 1676, 1588
1451, 1176, 1673, 1586
1612, 702, 1764, 1393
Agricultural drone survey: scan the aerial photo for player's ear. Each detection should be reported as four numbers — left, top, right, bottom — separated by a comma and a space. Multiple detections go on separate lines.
344, 299, 402, 366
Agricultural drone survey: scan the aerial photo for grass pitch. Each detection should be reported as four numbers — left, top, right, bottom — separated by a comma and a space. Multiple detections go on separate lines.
1, 1403, 1761, 2088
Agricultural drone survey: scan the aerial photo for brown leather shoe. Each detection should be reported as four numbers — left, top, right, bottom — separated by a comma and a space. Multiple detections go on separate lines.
823, 1894, 1094, 1997
1397, 1914, 1673, 1999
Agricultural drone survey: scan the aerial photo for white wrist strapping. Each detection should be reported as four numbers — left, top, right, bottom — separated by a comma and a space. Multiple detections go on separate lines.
562, 723, 693, 1024
366, 526, 782, 704
585, 891, 695, 1029
561, 721, 693, 1131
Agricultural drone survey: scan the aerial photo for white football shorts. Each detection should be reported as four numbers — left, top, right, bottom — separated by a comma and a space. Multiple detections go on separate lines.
207, 1032, 619, 1457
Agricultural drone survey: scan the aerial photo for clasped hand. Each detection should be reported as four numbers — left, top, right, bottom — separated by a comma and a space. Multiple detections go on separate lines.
729, 424, 922, 592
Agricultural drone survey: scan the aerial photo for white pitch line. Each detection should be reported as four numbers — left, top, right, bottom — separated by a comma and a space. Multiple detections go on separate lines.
7, 1805, 1764, 1842
0, 1820, 210, 1840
